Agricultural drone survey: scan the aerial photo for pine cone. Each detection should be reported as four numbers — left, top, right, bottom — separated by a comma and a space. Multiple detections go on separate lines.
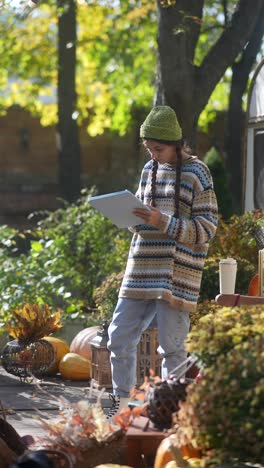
146, 379, 188, 430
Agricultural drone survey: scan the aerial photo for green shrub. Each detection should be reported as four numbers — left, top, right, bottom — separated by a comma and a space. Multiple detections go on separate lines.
204, 147, 233, 219
176, 306, 264, 464
191, 300, 221, 330
198, 210, 264, 302
208, 210, 264, 266
91, 270, 124, 325
177, 336, 264, 464
0, 189, 131, 325
199, 256, 256, 301
186, 305, 264, 367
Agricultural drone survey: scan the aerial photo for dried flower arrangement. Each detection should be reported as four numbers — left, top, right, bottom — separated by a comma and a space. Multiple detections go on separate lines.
5, 303, 62, 343
40, 399, 122, 448
36, 390, 146, 467
1, 303, 63, 379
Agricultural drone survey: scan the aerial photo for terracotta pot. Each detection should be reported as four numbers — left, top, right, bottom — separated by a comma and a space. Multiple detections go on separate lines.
47, 436, 126, 468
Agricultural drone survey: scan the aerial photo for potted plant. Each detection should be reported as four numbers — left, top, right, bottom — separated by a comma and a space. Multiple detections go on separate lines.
36, 395, 144, 467
170, 305, 264, 466
1, 303, 62, 380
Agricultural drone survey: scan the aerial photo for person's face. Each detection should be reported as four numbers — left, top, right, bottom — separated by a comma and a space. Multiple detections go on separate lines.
144, 140, 177, 164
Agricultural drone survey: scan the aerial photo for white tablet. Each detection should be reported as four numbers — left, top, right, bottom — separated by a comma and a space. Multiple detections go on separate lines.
88, 190, 150, 228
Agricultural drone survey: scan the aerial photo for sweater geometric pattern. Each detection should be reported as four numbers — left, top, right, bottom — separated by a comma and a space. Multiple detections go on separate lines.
119, 156, 218, 313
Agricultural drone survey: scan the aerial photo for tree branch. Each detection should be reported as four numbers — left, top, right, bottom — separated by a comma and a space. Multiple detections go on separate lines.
156, 0, 204, 119
157, 0, 204, 68
233, 5, 264, 93
195, 0, 263, 114
225, 4, 264, 212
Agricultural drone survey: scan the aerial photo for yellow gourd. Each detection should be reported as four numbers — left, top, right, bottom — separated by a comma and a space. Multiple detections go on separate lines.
59, 352, 91, 380
43, 336, 70, 374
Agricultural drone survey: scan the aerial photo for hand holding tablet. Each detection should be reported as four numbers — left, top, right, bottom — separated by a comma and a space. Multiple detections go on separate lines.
88, 190, 151, 228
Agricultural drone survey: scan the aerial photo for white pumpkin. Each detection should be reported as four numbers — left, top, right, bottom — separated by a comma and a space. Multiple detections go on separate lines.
70, 326, 99, 360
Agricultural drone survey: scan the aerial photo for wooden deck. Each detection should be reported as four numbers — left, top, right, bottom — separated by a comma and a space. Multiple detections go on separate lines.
0, 366, 113, 443
0, 367, 166, 468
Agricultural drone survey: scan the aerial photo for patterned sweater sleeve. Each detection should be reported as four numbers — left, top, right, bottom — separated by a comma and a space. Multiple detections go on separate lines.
158, 164, 218, 244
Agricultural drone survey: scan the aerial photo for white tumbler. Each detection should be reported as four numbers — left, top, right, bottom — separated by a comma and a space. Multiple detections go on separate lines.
219, 258, 237, 294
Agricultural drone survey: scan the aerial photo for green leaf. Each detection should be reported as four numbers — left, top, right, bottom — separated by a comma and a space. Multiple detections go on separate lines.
30, 241, 43, 253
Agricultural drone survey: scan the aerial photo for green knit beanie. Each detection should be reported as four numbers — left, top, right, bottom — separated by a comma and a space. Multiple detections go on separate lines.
140, 105, 182, 141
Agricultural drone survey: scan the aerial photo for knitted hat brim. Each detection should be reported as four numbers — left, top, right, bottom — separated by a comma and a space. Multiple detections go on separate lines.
140, 124, 182, 141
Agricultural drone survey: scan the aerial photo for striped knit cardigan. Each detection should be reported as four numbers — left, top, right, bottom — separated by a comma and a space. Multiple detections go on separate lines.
119, 156, 218, 313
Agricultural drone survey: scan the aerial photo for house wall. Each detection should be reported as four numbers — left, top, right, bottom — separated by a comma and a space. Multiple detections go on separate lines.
0, 106, 219, 229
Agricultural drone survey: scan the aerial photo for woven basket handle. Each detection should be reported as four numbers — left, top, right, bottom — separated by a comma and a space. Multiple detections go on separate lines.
169, 355, 198, 381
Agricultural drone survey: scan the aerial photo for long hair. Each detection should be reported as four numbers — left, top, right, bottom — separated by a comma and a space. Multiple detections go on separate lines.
148, 139, 183, 217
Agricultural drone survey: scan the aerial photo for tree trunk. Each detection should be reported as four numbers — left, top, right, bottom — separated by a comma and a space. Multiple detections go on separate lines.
225, 7, 264, 214
155, 0, 203, 144
155, 0, 264, 149
225, 70, 244, 214
57, 0, 81, 202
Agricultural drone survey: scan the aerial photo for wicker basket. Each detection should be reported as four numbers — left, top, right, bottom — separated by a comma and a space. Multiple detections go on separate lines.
73, 437, 126, 468
1, 339, 55, 381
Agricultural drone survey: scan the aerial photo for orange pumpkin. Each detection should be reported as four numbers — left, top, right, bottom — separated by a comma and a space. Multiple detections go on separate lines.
154, 434, 201, 468
248, 273, 259, 296
154, 434, 180, 468
70, 326, 99, 360
59, 352, 91, 380
180, 444, 202, 459
43, 336, 70, 374
95, 465, 133, 468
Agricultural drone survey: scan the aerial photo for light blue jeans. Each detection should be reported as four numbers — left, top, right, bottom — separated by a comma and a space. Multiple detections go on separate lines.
107, 298, 190, 397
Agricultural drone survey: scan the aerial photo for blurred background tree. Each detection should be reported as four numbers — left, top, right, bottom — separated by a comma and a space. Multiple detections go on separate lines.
226, 2, 264, 213
204, 146, 233, 219
1, 0, 263, 210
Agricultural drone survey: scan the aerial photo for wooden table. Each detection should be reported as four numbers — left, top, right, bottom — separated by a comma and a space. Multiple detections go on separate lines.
125, 416, 166, 468
215, 293, 264, 306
